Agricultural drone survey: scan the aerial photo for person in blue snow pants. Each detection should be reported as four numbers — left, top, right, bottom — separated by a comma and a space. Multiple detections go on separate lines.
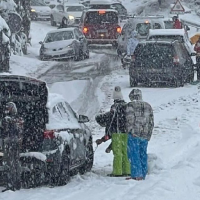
127, 135, 148, 179
125, 89, 154, 180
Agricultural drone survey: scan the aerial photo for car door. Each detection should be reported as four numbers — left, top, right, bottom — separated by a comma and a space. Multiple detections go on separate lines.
63, 102, 87, 165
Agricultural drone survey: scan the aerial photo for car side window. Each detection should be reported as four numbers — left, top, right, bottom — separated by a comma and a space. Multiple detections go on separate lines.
153, 23, 161, 29
74, 29, 80, 39
52, 105, 63, 119
57, 5, 64, 11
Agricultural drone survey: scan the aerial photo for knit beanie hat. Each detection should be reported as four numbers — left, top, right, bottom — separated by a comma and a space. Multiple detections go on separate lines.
113, 86, 123, 100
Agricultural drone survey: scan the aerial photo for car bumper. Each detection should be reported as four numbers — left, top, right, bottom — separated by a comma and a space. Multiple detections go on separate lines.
42, 49, 74, 60
31, 12, 51, 20
87, 39, 117, 45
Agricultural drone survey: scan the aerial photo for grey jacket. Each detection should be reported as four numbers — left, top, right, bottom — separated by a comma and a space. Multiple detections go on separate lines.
126, 100, 154, 141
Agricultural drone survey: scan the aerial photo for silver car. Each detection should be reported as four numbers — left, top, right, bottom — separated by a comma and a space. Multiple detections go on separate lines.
30, 0, 52, 21
39, 27, 89, 61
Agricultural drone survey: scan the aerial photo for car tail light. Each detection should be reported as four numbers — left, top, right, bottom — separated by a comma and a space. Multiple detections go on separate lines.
44, 130, 55, 139
173, 56, 180, 64
117, 27, 122, 34
83, 27, 88, 34
99, 10, 106, 14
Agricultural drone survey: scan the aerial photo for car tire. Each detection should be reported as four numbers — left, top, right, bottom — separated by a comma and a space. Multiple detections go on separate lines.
79, 138, 94, 175
51, 15, 56, 26
130, 75, 138, 87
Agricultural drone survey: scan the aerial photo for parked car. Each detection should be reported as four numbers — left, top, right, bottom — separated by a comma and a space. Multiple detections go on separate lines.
147, 29, 194, 58
51, 3, 85, 27
117, 15, 166, 57
0, 75, 93, 188
30, 0, 52, 21
82, 9, 121, 47
128, 40, 195, 87
39, 27, 89, 61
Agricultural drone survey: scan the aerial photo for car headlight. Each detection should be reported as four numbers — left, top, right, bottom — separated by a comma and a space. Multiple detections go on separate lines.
31, 9, 36, 12
68, 15, 74, 20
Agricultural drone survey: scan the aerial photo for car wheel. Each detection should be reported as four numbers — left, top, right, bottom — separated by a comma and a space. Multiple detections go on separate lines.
172, 77, 184, 87
51, 15, 56, 26
79, 138, 94, 175
130, 75, 138, 87
57, 149, 70, 186
84, 48, 89, 59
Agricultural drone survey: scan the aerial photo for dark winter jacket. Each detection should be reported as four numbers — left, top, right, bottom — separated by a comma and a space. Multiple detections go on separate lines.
126, 100, 154, 141
109, 99, 127, 134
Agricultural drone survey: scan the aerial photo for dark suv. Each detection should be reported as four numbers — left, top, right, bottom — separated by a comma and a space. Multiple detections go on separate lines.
82, 9, 121, 47
129, 40, 195, 87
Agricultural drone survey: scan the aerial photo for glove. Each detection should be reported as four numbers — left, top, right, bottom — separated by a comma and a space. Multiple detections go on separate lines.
96, 139, 103, 145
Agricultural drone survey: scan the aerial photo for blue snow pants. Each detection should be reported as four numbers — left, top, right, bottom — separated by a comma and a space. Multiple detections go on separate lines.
127, 134, 148, 179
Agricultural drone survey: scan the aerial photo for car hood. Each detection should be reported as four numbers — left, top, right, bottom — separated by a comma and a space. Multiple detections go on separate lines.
44, 39, 74, 49
31, 6, 51, 12
67, 11, 82, 18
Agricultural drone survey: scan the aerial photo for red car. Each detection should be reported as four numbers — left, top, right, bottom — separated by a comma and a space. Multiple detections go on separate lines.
82, 9, 121, 48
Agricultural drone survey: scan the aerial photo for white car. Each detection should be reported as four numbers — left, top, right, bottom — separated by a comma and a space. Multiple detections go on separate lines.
39, 27, 89, 61
51, 3, 85, 27
30, 0, 52, 21
147, 29, 195, 60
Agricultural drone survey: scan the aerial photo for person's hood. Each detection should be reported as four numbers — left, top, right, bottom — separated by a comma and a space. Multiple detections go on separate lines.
44, 39, 74, 49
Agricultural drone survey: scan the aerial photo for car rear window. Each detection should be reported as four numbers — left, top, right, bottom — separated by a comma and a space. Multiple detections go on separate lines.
135, 43, 174, 66
84, 11, 118, 24
66, 6, 84, 12
136, 23, 151, 36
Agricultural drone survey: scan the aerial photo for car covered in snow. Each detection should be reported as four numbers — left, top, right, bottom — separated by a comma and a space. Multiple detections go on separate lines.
39, 27, 89, 61
117, 15, 166, 57
0, 75, 93, 188
128, 40, 195, 87
82, 8, 121, 47
50, 3, 85, 27
30, 0, 52, 20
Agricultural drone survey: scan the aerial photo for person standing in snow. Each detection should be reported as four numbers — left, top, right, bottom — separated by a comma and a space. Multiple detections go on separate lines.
173, 16, 182, 29
194, 37, 200, 81
123, 30, 139, 65
126, 89, 154, 180
1, 102, 23, 191
106, 86, 130, 177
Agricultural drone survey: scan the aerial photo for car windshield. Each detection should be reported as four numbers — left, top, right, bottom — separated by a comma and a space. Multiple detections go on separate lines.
136, 23, 151, 36
164, 21, 174, 29
66, 6, 84, 12
31, 0, 46, 6
85, 11, 118, 24
149, 35, 184, 42
44, 31, 74, 43
135, 43, 174, 67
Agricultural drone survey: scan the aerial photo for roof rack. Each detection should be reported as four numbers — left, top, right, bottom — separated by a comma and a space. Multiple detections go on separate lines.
129, 15, 164, 19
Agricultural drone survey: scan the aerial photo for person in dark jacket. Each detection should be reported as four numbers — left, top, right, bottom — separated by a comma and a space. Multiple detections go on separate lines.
126, 89, 154, 180
95, 112, 112, 153
108, 86, 130, 177
1, 102, 23, 191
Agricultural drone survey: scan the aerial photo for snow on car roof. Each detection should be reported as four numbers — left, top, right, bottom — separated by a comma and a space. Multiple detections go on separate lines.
90, 0, 113, 5
47, 27, 76, 34
65, 3, 84, 7
86, 8, 117, 12
148, 29, 185, 36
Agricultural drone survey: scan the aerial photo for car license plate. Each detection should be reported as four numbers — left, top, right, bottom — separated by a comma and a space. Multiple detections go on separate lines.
97, 29, 108, 33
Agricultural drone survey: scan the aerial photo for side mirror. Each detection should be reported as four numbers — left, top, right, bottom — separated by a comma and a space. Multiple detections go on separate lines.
190, 52, 197, 56
78, 115, 89, 123
39, 41, 43, 45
